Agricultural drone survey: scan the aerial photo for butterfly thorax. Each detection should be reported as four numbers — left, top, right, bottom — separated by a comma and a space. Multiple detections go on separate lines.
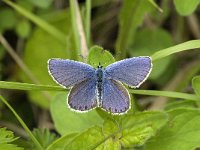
95, 66, 104, 103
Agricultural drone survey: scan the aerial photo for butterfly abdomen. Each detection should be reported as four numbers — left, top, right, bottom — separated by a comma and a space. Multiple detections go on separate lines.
95, 67, 104, 104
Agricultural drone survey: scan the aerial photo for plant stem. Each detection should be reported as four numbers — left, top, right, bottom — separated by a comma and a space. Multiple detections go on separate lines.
70, 0, 88, 61
130, 89, 199, 101
0, 81, 64, 91
0, 81, 199, 101
85, 0, 91, 47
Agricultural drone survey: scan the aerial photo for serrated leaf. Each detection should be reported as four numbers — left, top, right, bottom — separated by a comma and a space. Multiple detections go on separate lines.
0, 128, 23, 150
0, 128, 18, 144
27, 128, 57, 150
192, 76, 200, 97
120, 111, 168, 148
50, 111, 168, 149
87, 45, 115, 68
174, 0, 200, 16
47, 133, 78, 150
130, 28, 173, 80
145, 108, 200, 150
61, 126, 105, 150
0, 144, 23, 150
50, 92, 103, 135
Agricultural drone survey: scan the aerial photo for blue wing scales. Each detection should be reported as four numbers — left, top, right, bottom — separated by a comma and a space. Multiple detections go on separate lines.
105, 56, 152, 88
48, 59, 95, 88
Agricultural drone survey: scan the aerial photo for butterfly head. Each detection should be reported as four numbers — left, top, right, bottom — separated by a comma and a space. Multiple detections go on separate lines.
97, 62, 103, 69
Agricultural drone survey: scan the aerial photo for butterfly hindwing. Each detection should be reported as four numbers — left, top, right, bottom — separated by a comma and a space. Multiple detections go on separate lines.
100, 79, 130, 114
68, 78, 97, 112
48, 59, 95, 88
105, 57, 152, 88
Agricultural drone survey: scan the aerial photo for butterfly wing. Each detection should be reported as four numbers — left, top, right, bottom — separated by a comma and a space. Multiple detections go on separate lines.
48, 59, 95, 88
105, 56, 152, 88
100, 79, 130, 114
68, 78, 97, 112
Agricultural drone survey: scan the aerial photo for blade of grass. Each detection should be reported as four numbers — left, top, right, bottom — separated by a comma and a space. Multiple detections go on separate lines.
151, 40, 200, 61
0, 81, 199, 101
3, 0, 66, 44
147, 0, 163, 13
70, 0, 88, 60
69, 0, 80, 55
0, 95, 44, 150
0, 81, 64, 91
85, 0, 91, 47
130, 89, 199, 101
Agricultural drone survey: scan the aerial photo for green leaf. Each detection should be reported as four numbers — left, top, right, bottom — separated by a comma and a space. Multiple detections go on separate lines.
130, 28, 173, 79
3, 0, 66, 43
0, 144, 23, 150
0, 128, 18, 144
174, 0, 200, 16
120, 111, 168, 148
0, 8, 17, 32
87, 45, 115, 68
19, 10, 75, 108
47, 133, 77, 150
50, 93, 103, 135
115, 0, 153, 59
26, 0, 53, 8
15, 20, 31, 38
55, 111, 168, 149
192, 76, 200, 97
0, 128, 23, 150
151, 40, 200, 61
61, 126, 105, 150
28, 128, 57, 150
145, 108, 200, 150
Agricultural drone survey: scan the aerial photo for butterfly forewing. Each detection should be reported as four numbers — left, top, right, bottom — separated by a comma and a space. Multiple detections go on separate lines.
68, 78, 97, 112
101, 79, 130, 114
105, 57, 152, 88
48, 59, 95, 88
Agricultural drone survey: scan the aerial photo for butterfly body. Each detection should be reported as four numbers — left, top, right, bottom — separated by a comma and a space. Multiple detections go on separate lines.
95, 66, 104, 103
48, 56, 152, 115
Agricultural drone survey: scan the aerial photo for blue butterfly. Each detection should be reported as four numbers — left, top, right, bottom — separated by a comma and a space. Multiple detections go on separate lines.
48, 57, 152, 115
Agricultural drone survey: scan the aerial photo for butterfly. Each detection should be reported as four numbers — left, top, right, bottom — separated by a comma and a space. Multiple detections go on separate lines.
48, 56, 152, 115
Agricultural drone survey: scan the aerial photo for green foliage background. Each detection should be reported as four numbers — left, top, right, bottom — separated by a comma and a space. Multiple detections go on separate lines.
0, 0, 200, 149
